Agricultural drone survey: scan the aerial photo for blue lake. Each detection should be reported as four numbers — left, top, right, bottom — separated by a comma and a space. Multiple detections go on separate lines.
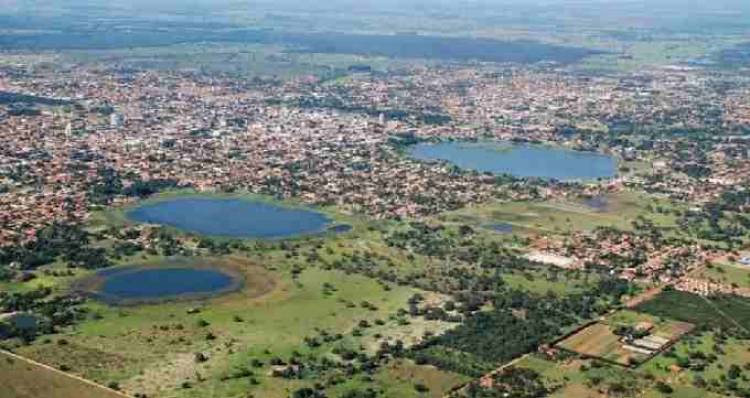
96, 267, 237, 303
127, 197, 331, 238
408, 142, 617, 181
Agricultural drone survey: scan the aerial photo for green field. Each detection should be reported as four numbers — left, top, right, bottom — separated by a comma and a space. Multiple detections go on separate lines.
440, 191, 680, 236
694, 261, 750, 290
328, 359, 470, 398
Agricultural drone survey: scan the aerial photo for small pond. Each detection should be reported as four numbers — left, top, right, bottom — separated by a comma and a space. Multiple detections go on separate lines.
583, 196, 610, 212
408, 141, 617, 181
127, 197, 331, 239
485, 223, 514, 234
329, 224, 353, 234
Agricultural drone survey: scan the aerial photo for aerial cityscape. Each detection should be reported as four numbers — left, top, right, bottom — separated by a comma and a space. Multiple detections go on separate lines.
1, 1, 750, 397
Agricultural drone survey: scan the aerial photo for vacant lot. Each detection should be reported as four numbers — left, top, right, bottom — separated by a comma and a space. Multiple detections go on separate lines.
0, 350, 126, 398
557, 323, 635, 365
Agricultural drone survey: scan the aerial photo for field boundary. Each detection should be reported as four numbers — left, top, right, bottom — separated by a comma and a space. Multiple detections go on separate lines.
0, 349, 132, 398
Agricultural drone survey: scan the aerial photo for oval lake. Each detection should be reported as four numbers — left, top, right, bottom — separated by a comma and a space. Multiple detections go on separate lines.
95, 267, 238, 303
126, 197, 331, 239
408, 141, 617, 181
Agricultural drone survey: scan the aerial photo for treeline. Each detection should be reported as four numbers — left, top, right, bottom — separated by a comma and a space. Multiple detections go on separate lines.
88, 167, 183, 205
679, 188, 750, 247
0, 222, 109, 270
0, 288, 87, 342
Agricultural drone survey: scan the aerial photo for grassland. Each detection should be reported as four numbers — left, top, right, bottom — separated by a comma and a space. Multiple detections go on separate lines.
11, 252, 456, 398
0, 350, 126, 398
516, 352, 727, 398
439, 191, 680, 236
643, 331, 750, 396
500, 268, 599, 296
693, 261, 750, 290
327, 359, 470, 398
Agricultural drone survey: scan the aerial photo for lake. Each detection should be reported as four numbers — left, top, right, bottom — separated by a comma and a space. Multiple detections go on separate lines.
408, 141, 617, 181
127, 197, 331, 238
94, 267, 238, 304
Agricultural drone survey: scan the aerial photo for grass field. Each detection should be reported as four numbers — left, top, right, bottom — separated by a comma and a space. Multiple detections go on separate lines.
500, 268, 599, 296
328, 359, 470, 398
0, 350, 126, 398
440, 191, 680, 236
693, 261, 750, 290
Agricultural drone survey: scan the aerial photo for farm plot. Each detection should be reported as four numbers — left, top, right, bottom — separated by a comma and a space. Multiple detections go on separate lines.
556, 311, 693, 367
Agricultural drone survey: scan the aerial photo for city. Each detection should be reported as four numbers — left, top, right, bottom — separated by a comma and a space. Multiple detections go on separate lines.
1, 1, 750, 398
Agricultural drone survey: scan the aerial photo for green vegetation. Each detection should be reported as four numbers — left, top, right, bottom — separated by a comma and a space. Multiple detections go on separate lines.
11, 255, 451, 398
411, 279, 631, 376
636, 290, 750, 333
442, 191, 680, 236
695, 261, 750, 290
645, 331, 750, 397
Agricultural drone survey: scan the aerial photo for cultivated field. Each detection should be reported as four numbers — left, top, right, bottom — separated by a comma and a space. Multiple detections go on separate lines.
557, 311, 694, 367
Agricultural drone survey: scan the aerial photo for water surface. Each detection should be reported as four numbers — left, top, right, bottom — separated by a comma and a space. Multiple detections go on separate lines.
409, 142, 616, 181
96, 267, 237, 303
127, 197, 331, 238
485, 223, 514, 234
